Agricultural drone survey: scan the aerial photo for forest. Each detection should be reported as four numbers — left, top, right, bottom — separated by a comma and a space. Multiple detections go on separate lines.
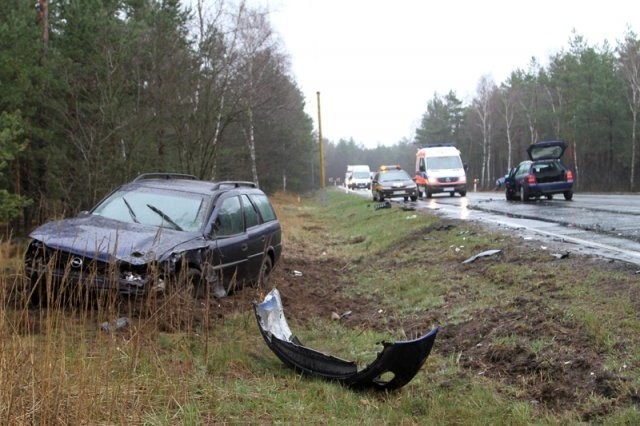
1, 1, 640, 234
0, 0, 315, 233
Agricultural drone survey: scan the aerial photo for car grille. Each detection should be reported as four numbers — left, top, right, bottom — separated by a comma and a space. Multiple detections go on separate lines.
25, 243, 153, 290
437, 177, 459, 183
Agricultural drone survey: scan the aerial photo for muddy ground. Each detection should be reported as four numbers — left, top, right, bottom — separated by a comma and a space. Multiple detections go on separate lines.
217, 219, 639, 420
12, 214, 638, 420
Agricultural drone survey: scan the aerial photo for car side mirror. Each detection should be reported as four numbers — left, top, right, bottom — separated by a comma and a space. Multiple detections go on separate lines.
77, 210, 90, 218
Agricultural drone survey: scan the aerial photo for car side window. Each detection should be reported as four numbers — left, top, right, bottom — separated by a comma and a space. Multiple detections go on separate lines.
250, 193, 277, 222
515, 164, 529, 178
242, 194, 261, 228
214, 196, 244, 236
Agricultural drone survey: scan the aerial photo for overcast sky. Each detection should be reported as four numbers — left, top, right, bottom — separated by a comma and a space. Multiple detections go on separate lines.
214, 0, 640, 148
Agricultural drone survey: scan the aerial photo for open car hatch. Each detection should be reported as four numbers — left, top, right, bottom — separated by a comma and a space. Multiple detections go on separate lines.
253, 288, 438, 390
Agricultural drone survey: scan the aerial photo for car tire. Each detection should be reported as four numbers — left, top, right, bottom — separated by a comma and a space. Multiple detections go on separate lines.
520, 185, 529, 202
410, 195, 418, 202
27, 274, 48, 308
426, 190, 432, 198
258, 255, 273, 288
546, 194, 553, 200
378, 192, 384, 202
459, 190, 467, 197
564, 190, 573, 201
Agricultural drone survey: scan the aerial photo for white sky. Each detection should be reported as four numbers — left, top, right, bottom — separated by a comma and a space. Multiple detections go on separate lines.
204, 0, 640, 148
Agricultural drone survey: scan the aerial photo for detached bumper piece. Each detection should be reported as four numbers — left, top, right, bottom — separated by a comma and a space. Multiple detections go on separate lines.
253, 288, 438, 391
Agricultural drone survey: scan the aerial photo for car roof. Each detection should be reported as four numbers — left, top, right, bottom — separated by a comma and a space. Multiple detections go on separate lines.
122, 173, 261, 197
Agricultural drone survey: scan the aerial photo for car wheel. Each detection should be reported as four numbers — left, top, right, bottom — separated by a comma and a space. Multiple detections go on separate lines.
410, 195, 418, 202
426, 190, 432, 198
520, 185, 529, 202
258, 255, 273, 288
403, 196, 409, 202
564, 190, 573, 201
378, 192, 384, 202
27, 273, 48, 308
546, 194, 553, 200
459, 190, 467, 197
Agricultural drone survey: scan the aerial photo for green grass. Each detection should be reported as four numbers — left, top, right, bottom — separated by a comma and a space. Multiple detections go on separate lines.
1, 189, 639, 424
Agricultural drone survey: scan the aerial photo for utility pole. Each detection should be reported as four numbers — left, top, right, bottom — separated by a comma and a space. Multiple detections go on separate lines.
37, 0, 49, 49
316, 91, 325, 191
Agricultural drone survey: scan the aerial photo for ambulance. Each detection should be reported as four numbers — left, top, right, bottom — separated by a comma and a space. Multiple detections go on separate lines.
414, 144, 467, 198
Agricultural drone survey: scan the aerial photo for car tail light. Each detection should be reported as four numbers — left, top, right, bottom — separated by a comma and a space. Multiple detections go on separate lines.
525, 174, 536, 185
566, 170, 573, 181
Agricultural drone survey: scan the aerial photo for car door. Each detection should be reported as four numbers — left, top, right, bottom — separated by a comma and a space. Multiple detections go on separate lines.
206, 194, 249, 287
241, 194, 268, 281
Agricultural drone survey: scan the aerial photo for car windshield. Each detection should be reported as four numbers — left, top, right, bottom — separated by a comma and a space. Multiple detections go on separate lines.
426, 156, 463, 170
353, 171, 370, 179
92, 187, 210, 232
379, 170, 410, 182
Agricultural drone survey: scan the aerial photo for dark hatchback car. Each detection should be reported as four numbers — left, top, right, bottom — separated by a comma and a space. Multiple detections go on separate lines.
24, 173, 282, 304
505, 140, 574, 201
371, 165, 418, 202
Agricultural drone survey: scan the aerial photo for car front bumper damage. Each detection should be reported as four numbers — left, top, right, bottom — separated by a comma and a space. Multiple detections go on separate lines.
253, 288, 438, 391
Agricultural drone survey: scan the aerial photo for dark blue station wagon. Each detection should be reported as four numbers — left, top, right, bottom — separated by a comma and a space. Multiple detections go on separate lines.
24, 173, 282, 305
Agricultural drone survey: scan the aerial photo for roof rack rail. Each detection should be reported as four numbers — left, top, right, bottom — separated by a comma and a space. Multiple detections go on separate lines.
212, 181, 257, 189
133, 173, 198, 182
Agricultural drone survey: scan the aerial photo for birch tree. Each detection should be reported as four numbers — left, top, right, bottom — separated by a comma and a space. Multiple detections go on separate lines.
472, 76, 496, 188
617, 30, 640, 190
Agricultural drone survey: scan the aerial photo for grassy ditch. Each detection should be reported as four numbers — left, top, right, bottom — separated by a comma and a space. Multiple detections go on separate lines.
1, 189, 639, 424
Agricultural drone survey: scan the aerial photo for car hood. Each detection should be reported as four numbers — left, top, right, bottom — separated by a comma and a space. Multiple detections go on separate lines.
29, 214, 205, 265
527, 140, 566, 161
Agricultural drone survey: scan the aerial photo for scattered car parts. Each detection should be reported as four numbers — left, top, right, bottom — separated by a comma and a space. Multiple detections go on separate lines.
253, 288, 438, 391
462, 249, 502, 264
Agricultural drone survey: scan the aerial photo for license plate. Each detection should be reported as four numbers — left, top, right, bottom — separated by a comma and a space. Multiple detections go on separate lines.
393, 190, 405, 195
443, 187, 454, 192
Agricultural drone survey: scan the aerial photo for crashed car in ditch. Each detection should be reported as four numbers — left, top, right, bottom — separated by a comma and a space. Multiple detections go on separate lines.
24, 173, 282, 305
253, 288, 438, 390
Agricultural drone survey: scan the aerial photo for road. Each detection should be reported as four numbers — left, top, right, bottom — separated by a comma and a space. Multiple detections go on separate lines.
345, 187, 640, 266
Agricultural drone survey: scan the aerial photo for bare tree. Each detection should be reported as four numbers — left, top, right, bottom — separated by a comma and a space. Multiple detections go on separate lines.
617, 30, 640, 190
472, 76, 496, 188
234, 5, 282, 187
499, 82, 516, 171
